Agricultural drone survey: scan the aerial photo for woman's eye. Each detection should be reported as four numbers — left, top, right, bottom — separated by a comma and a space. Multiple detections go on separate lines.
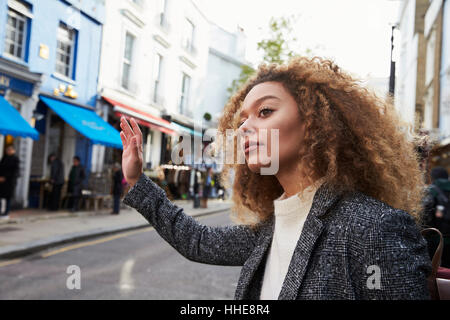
259, 108, 273, 116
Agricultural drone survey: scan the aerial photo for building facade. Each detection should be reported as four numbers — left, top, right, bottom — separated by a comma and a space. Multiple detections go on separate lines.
396, 0, 450, 170
395, 0, 430, 129
199, 23, 246, 123
97, 0, 212, 175
0, 0, 122, 209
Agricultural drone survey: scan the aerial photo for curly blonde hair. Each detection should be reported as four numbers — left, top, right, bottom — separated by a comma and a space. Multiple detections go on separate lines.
217, 56, 425, 227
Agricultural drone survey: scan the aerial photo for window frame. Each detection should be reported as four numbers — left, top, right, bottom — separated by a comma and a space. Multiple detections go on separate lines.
121, 31, 136, 90
4, 8, 28, 61
153, 53, 163, 103
181, 18, 195, 53
55, 23, 76, 79
179, 73, 191, 115
157, 0, 167, 27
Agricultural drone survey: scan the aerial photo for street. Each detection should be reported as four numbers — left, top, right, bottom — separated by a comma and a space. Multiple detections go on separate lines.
0, 210, 242, 300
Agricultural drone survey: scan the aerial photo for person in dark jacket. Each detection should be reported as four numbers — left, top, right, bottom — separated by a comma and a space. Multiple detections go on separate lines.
423, 166, 450, 267
48, 153, 65, 211
68, 156, 85, 212
111, 163, 123, 214
0, 145, 19, 218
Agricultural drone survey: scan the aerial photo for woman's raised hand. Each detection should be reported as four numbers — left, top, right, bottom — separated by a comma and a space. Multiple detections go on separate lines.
119, 117, 143, 188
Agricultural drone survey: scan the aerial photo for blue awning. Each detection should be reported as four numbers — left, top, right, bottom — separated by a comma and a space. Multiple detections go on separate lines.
40, 96, 122, 149
171, 122, 203, 137
0, 95, 39, 140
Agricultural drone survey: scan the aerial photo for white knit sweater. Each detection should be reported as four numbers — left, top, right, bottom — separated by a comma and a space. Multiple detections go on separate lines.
259, 179, 324, 300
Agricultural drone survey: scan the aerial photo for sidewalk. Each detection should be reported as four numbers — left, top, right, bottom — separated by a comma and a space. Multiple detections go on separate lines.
0, 199, 232, 260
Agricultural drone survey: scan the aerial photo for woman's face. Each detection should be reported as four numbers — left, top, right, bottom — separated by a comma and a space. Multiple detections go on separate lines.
238, 81, 304, 174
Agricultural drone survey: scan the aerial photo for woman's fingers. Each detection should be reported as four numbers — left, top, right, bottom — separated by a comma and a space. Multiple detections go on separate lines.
120, 131, 128, 148
130, 136, 141, 157
120, 116, 135, 140
130, 118, 142, 146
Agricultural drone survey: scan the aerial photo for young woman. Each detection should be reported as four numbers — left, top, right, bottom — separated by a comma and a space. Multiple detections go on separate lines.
120, 57, 432, 300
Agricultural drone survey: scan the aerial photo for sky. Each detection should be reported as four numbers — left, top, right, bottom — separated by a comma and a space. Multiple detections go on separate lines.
194, 0, 401, 80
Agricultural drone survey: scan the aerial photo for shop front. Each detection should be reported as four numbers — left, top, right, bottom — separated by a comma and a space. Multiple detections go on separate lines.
28, 94, 122, 209
0, 57, 43, 208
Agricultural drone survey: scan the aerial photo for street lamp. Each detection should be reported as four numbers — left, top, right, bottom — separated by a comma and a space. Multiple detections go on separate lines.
389, 24, 398, 97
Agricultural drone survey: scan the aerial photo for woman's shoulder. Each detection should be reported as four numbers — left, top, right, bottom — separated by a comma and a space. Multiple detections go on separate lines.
334, 190, 419, 233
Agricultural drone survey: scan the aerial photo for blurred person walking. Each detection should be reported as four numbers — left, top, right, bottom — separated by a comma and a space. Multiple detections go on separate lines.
201, 167, 213, 208
48, 153, 65, 211
68, 156, 85, 212
0, 145, 19, 218
111, 162, 123, 215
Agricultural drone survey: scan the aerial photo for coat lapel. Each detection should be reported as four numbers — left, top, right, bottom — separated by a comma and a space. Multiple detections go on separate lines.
277, 183, 342, 300
234, 217, 274, 300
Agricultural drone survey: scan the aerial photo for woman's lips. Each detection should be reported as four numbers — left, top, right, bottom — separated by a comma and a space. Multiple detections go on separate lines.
244, 143, 263, 154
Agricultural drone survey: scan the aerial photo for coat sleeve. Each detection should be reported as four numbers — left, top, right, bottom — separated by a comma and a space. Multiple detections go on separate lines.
353, 208, 432, 300
122, 173, 260, 266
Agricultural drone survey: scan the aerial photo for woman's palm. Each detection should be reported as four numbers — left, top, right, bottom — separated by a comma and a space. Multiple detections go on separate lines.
120, 117, 143, 187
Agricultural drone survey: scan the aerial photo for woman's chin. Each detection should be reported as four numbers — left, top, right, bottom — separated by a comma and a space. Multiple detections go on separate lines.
246, 161, 274, 175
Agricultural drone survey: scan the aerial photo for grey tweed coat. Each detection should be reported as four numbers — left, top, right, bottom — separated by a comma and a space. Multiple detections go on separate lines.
123, 173, 432, 300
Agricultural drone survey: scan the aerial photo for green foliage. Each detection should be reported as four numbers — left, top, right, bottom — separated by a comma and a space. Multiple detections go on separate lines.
203, 112, 212, 121
257, 16, 297, 64
227, 15, 309, 97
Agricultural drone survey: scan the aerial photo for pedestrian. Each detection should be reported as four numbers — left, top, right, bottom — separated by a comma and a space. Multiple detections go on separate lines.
111, 162, 123, 214
0, 145, 19, 218
201, 167, 213, 208
67, 156, 85, 212
192, 169, 200, 208
215, 177, 225, 201
48, 153, 65, 211
423, 166, 450, 267
119, 57, 432, 299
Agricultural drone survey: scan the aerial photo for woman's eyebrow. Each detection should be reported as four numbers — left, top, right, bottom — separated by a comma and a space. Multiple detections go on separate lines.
239, 95, 281, 118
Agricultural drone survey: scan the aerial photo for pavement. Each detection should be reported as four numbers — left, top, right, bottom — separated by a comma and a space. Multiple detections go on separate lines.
0, 199, 232, 260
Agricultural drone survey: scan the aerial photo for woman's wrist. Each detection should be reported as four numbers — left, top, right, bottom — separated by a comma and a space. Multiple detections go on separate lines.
127, 176, 141, 188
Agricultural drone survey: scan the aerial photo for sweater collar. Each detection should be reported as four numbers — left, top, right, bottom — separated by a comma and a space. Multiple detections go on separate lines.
273, 178, 325, 217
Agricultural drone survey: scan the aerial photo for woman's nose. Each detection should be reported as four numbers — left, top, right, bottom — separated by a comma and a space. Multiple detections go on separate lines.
238, 119, 256, 136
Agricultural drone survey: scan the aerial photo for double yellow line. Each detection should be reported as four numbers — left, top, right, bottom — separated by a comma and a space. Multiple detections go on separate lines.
0, 212, 222, 269
0, 226, 154, 268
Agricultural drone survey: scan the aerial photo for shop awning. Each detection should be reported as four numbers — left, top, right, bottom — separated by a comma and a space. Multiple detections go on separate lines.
0, 95, 39, 139
40, 96, 122, 149
171, 122, 203, 137
102, 96, 176, 135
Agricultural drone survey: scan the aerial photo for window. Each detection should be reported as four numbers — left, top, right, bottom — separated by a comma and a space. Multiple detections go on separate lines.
122, 32, 135, 90
4, 8, 27, 60
179, 73, 191, 115
55, 23, 76, 78
157, 0, 167, 27
181, 18, 195, 53
153, 53, 163, 103
145, 131, 153, 169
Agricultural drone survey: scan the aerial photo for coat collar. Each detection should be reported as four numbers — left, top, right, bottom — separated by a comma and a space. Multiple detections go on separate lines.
234, 182, 343, 300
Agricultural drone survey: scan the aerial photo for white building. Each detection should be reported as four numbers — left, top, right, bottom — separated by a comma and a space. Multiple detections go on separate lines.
199, 23, 247, 124
395, 0, 430, 128
96, 0, 213, 172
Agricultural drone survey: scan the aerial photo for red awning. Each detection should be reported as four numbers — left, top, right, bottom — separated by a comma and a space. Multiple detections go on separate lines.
103, 96, 175, 135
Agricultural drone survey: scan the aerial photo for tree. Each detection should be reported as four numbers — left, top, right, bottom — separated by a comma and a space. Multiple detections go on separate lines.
228, 15, 311, 96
